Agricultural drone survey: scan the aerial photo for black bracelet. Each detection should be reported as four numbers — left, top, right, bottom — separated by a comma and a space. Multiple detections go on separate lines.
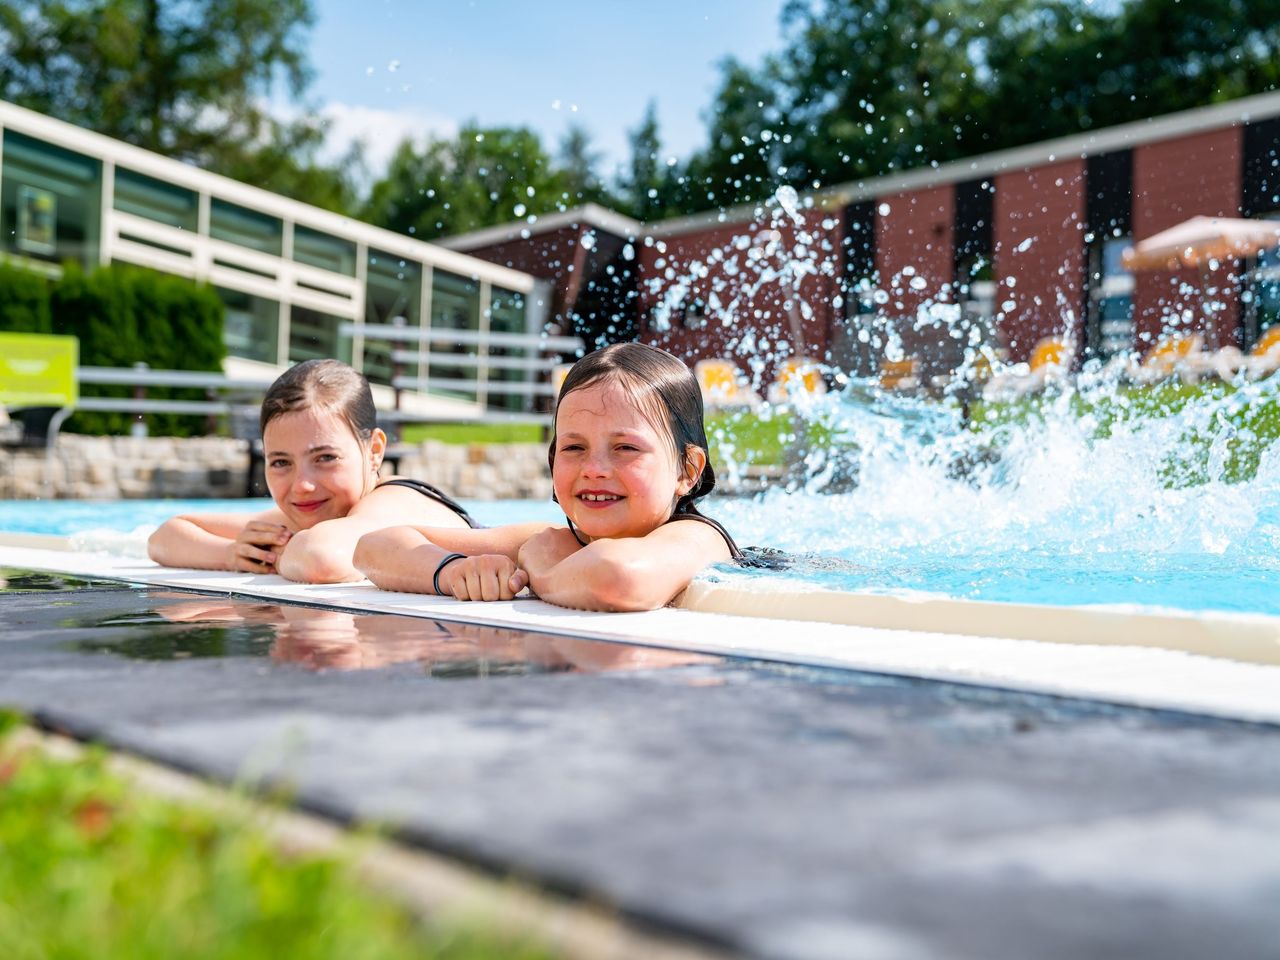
432, 552, 467, 596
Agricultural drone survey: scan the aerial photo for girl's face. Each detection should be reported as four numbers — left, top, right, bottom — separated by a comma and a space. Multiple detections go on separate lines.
552, 380, 701, 541
262, 407, 384, 530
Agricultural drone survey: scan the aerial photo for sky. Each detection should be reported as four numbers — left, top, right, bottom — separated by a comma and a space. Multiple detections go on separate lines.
304, 0, 790, 184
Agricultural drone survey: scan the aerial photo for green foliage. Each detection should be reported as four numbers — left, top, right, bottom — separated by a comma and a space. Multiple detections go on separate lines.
0, 721, 552, 960
0, 0, 359, 214
400, 422, 545, 445
363, 124, 580, 242
970, 380, 1280, 485
657, 0, 1280, 215
49, 262, 226, 436
615, 102, 681, 221
707, 408, 838, 469
556, 124, 615, 208
0, 262, 52, 333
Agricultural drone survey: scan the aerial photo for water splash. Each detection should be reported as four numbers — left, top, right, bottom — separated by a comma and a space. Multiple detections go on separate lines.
669, 204, 1280, 614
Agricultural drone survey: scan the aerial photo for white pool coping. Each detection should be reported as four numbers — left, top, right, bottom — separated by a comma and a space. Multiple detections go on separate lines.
3, 543, 1280, 725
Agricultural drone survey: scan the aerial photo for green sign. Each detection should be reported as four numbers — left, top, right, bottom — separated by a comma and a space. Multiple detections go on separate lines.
0, 333, 78, 407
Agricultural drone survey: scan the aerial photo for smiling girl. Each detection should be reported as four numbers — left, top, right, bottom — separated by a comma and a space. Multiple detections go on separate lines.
147, 359, 474, 582
354, 342, 744, 611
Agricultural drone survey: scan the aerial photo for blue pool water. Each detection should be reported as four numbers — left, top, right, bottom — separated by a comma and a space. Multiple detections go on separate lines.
3, 372, 1280, 618
1, 486, 1277, 617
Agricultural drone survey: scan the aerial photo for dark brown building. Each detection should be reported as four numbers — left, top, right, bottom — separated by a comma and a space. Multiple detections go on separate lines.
444, 91, 1280, 388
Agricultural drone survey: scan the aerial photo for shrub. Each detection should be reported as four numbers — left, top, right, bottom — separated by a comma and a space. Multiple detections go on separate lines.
0, 260, 52, 333
49, 263, 226, 437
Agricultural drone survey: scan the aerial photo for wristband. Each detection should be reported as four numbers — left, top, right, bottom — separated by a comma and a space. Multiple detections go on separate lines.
432, 552, 467, 595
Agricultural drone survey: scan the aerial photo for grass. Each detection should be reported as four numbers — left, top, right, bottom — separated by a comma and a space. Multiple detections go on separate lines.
396, 409, 817, 467
969, 379, 1280, 485
398, 422, 545, 445
707, 408, 839, 468
0, 711, 551, 960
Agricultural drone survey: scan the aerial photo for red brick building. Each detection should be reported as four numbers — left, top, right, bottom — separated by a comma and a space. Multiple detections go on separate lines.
444, 91, 1280, 386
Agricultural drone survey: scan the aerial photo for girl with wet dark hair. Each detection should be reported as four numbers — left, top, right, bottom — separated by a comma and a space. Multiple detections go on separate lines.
148, 358, 474, 582
355, 343, 744, 611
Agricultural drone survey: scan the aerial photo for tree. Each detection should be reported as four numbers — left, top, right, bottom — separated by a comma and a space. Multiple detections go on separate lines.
362, 124, 572, 241
617, 101, 683, 221
684, 57, 790, 211
557, 124, 616, 208
0, 0, 358, 212
678, 0, 1280, 215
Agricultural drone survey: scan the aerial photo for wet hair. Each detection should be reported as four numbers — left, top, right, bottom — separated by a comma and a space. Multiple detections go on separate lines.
549, 342, 715, 515
259, 358, 378, 444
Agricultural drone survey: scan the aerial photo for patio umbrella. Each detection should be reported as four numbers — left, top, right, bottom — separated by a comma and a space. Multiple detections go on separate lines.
1121, 215, 1280, 271
1121, 215, 1280, 351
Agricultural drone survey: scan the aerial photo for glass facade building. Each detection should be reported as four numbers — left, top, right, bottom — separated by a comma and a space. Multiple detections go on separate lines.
0, 100, 545, 413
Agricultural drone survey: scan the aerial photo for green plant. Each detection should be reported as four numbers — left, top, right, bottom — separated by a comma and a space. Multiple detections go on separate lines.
49, 262, 226, 437
0, 714, 551, 960
0, 260, 52, 333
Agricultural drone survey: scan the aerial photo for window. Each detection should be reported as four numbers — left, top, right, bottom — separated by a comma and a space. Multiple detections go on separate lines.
0, 130, 102, 265
363, 249, 421, 385
114, 168, 197, 231
217, 286, 279, 364
294, 225, 356, 276
1087, 235, 1134, 359
430, 270, 481, 401
289, 306, 351, 366
210, 198, 282, 255
487, 286, 530, 412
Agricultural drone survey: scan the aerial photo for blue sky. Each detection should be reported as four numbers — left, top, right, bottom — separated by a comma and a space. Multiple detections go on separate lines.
305, 0, 789, 182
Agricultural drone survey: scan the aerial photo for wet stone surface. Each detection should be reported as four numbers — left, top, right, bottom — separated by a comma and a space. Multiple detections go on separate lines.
1, 578, 1279, 960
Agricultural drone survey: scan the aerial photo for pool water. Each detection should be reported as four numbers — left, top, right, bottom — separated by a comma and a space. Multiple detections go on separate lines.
3, 369, 1280, 621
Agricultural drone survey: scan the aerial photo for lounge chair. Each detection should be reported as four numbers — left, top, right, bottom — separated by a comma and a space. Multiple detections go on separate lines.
766, 357, 826, 405
1242, 327, 1280, 380
877, 358, 920, 392
1132, 333, 1205, 384
694, 358, 761, 409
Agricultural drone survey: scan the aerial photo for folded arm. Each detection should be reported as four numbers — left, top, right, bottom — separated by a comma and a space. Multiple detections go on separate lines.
519, 520, 731, 612
276, 484, 474, 584
147, 512, 290, 572
354, 522, 554, 599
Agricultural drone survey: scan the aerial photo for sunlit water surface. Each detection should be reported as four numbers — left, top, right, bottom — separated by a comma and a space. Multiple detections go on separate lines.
1, 373, 1278, 617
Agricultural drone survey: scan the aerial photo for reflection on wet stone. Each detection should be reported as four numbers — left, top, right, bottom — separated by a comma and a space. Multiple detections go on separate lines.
0, 567, 123, 593
68, 591, 718, 677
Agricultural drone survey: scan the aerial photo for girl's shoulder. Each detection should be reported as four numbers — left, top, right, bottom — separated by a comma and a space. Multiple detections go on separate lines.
367, 476, 477, 527
666, 511, 743, 561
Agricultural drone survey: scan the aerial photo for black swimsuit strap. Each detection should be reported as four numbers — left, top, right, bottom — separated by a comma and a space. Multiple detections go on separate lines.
667, 510, 745, 561
376, 478, 478, 528
561, 507, 756, 566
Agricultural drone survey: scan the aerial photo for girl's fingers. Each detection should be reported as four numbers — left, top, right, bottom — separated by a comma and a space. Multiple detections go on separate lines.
509, 569, 529, 594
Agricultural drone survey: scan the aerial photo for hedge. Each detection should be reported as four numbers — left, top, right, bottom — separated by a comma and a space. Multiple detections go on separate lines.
0, 260, 227, 437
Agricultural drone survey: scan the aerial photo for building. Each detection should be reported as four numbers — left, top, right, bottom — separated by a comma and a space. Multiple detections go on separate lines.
445, 90, 1280, 386
0, 100, 550, 416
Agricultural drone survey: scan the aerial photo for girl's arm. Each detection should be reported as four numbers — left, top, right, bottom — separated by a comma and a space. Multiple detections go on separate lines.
354, 522, 554, 599
147, 511, 290, 572
275, 483, 470, 584
519, 520, 731, 612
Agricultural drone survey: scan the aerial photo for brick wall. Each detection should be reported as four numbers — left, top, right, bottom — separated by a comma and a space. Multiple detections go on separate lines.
874, 185, 955, 369
1133, 127, 1244, 349
640, 206, 844, 390
994, 159, 1088, 362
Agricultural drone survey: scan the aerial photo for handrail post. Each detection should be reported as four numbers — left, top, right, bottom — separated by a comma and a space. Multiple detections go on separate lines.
390, 315, 406, 444
131, 361, 148, 438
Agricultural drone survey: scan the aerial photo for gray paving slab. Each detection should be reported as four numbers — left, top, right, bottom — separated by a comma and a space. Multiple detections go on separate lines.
1, 583, 1279, 960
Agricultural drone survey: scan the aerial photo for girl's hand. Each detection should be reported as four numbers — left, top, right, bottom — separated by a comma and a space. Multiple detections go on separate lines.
226, 521, 292, 573
516, 526, 582, 580
439, 553, 527, 602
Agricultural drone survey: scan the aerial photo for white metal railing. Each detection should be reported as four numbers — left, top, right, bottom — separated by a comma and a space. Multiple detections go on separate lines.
105, 209, 363, 320
342, 322, 582, 420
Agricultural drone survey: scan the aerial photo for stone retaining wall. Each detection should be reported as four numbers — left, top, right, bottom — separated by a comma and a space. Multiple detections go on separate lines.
0, 435, 553, 501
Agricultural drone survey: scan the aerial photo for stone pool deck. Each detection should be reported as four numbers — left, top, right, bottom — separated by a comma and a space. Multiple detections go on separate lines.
1, 578, 1278, 959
